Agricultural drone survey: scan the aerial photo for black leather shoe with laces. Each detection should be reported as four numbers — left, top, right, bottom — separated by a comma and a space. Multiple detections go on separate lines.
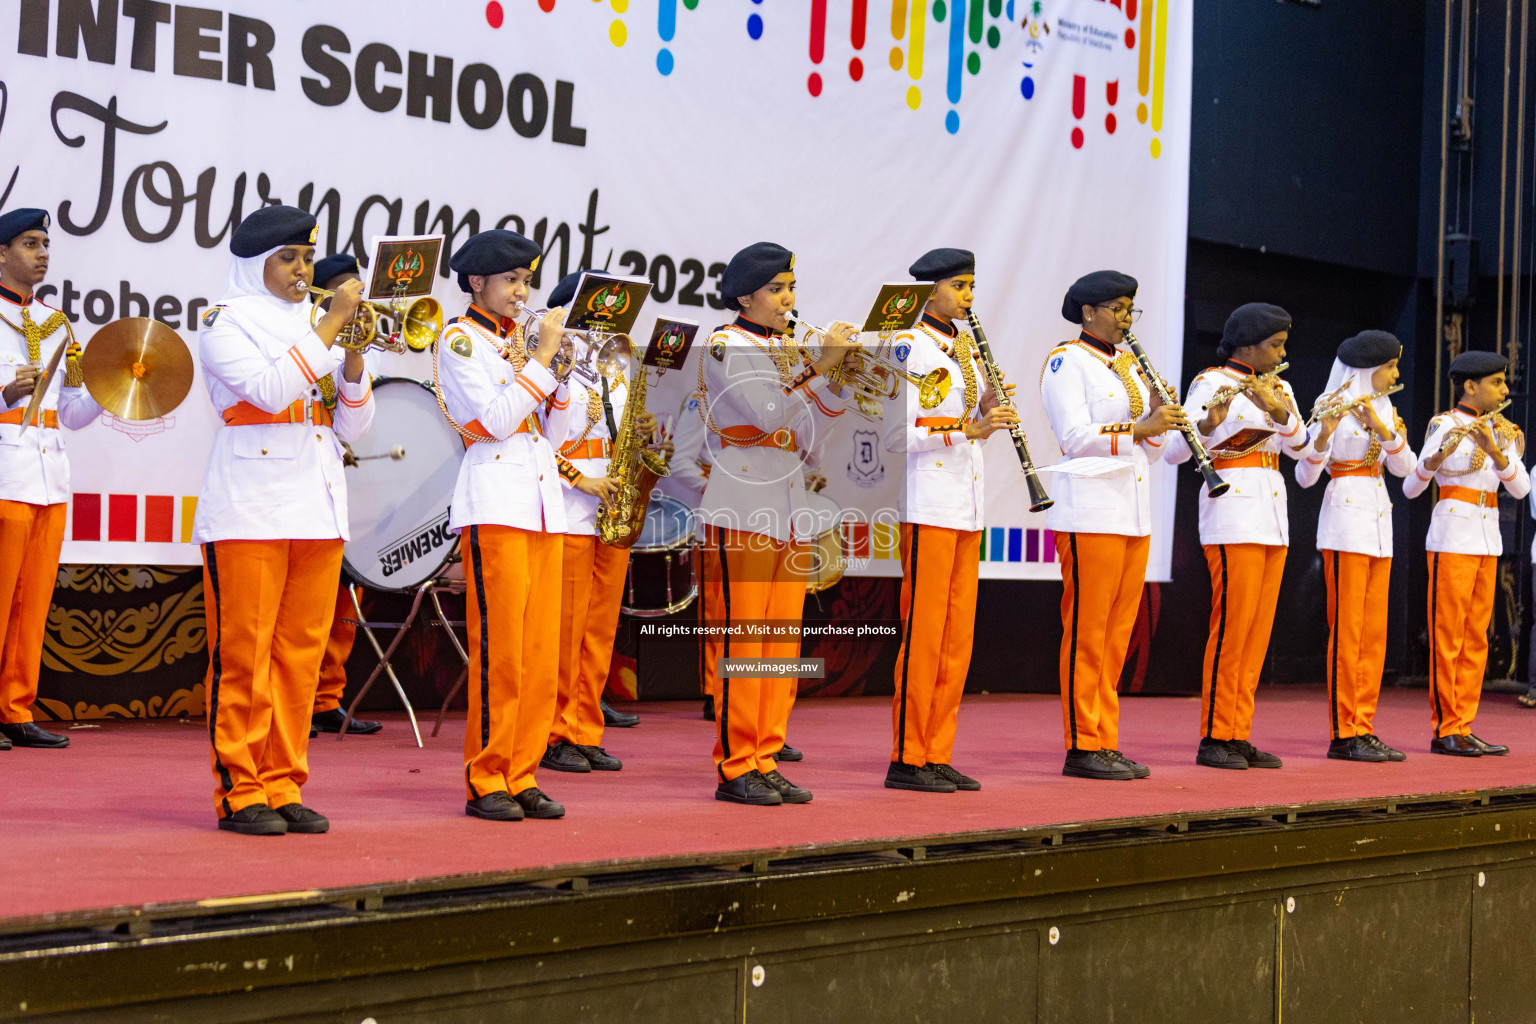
0, 722, 69, 748
1196, 737, 1248, 770
1467, 734, 1509, 756
600, 699, 640, 728
311, 708, 383, 735
925, 762, 982, 790
1430, 734, 1481, 757
772, 745, 803, 762
761, 770, 813, 803
574, 744, 622, 771
540, 741, 592, 773
514, 787, 566, 819
1229, 739, 1282, 769
1364, 734, 1407, 761
465, 792, 523, 821
715, 770, 783, 805
1099, 750, 1150, 779
218, 803, 287, 835
1063, 749, 1134, 780
1327, 736, 1387, 762
885, 762, 956, 793
273, 803, 330, 833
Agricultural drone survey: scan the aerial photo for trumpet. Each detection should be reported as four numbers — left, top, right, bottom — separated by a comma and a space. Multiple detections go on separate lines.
307, 287, 442, 354
1200, 362, 1290, 412
1305, 383, 1405, 427
513, 302, 631, 385
1124, 331, 1231, 497
784, 313, 951, 416
1437, 399, 1514, 454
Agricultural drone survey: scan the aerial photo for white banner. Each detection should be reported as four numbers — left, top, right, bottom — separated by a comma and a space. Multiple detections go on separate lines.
3, 0, 1190, 579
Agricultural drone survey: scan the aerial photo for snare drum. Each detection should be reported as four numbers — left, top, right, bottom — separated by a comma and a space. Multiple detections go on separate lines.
802, 491, 846, 593
342, 378, 465, 592
620, 493, 698, 617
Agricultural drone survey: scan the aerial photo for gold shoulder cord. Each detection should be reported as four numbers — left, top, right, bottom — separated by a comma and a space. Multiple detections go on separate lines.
928, 324, 978, 418
695, 326, 792, 445
1447, 414, 1523, 475
1326, 405, 1389, 472
1037, 341, 1144, 419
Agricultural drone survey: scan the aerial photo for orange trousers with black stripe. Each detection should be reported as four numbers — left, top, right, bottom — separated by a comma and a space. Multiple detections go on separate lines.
0, 500, 66, 725
312, 583, 357, 714
463, 524, 562, 800
1200, 543, 1287, 741
1055, 531, 1149, 752
550, 534, 629, 748
1322, 550, 1391, 739
1427, 551, 1497, 738
892, 524, 980, 766
701, 526, 803, 783
202, 539, 343, 818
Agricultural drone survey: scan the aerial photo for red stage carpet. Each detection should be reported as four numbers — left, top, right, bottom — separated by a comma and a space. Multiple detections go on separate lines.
5, 687, 1535, 924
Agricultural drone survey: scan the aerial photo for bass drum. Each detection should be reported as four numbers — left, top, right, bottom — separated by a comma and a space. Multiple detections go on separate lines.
620, 493, 698, 617
802, 491, 846, 593
342, 377, 464, 591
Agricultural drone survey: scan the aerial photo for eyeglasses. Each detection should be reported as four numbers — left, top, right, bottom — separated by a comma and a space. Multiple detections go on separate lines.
1094, 303, 1142, 323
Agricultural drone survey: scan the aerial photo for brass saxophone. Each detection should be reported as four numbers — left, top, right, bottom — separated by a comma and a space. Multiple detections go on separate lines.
597, 359, 672, 548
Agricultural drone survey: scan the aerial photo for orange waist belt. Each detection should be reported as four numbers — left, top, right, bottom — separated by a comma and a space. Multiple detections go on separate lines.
1215, 450, 1279, 471
223, 400, 332, 428
915, 416, 964, 432
719, 425, 798, 453
463, 417, 537, 445
560, 438, 611, 460
1328, 462, 1382, 479
1439, 485, 1499, 508
0, 408, 58, 428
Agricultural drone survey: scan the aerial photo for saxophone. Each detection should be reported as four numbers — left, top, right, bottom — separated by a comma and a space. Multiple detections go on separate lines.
597, 360, 672, 548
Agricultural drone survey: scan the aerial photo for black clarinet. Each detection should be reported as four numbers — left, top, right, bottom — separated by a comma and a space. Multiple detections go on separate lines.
1123, 331, 1230, 497
966, 311, 1054, 512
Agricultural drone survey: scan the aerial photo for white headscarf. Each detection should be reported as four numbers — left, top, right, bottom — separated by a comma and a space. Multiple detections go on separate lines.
1318, 357, 1395, 425
218, 245, 315, 340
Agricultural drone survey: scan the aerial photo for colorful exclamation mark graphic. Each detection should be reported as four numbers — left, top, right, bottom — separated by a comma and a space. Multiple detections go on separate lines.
1105, 80, 1117, 134
1125, 0, 1137, 47
604, 0, 627, 47
850, 0, 867, 80
906, 0, 925, 109
890, 0, 907, 71
1137, 0, 1153, 124
1149, 0, 1167, 157
1071, 73, 1085, 148
657, 0, 675, 73
808, 0, 827, 95
747, 0, 764, 41
945, 0, 967, 133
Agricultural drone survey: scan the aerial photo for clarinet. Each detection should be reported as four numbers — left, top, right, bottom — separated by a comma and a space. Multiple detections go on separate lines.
1123, 331, 1231, 498
966, 311, 1054, 512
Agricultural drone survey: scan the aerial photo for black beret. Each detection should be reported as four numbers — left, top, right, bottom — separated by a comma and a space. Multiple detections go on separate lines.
0, 208, 49, 246
230, 205, 317, 257
1337, 330, 1401, 368
909, 247, 975, 281
1062, 270, 1138, 323
1219, 302, 1291, 353
450, 230, 541, 278
1449, 350, 1508, 379
546, 271, 581, 310
313, 253, 359, 288
721, 242, 794, 302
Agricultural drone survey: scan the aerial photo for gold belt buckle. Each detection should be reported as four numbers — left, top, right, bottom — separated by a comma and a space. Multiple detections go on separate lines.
772, 428, 793, 451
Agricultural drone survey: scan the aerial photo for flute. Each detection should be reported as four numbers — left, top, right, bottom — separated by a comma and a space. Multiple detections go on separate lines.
967, 311, 1053, 512
1123, 331, 1231, 497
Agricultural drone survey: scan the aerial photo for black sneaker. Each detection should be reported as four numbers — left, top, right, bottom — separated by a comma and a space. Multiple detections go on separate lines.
574, 744, 622, 771
218, 803, 287, 836
715, 770, 783, 805
773, 745, 803, 762
886, 762, 957, 793
1327, 736, 1387, 762
1363, 734, 1407, 761
923, 762, 980, 790
1100, 750, 1150, 779
1229, 739, 1282, 769
273, 803, 330, 833
311, 708, 383, 735
1063, 749, 1135, 780
1196, 737, 1249, 770
513, 787, 566, 819
761, 770, 813, 803
465, 791, 523, 821
540, 741, 592, 773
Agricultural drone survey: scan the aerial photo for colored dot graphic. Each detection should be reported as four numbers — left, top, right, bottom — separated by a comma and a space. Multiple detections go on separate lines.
747, 13, 763, 39
486, 1, 505, 25
849, 57, 864, 81
610, 19, 626, 45
1020, 76, 1035, 100
906, 86, 921, 110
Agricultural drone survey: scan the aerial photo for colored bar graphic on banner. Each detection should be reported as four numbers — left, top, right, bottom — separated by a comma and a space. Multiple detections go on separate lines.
144, 496, 175, 543
108, 494, 137, 542
181, 496, 198, 544
947, 0, 966, 103
72, 493, 101, 542
873, 521, 899, 560
891, 0, 907, 41
907, 0, 925, 80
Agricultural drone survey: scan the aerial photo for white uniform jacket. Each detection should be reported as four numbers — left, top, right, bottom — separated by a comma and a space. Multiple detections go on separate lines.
544, 373, 629, 536
1165, 362, 1305, 547
438, 307, 567, 536
0, 285, 102, 506
882, 316, 986, 532
192, 296, 373, 544
1402, 404, 1530, 556
655, 391, 709, 510
697, 317, 845, 543
1294, 411, 1415, 558
1039, 332, 1165, 538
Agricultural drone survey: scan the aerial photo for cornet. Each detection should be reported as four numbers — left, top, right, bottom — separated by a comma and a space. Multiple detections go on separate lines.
513, 302, 631, 385
784, 313, 950, 413
308, 287, 442, 354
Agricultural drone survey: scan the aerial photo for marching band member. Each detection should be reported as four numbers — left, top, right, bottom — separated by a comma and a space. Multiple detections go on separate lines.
1168, 303, 1302, 771
1294, 331, 1413, 761
0, 208, 102, 751
437, 232, 612, 821
194, 206, 373, 835
306, 252, 382, 738
1403, 350, 1528, 756
540, 272, 660, 774
1040, 271, 1185, 781
881, 248, 1015, 793
697, 242, 856, 805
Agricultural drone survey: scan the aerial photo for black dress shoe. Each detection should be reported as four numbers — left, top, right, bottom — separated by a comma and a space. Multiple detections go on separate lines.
514, 787, 566, 819
601, 699, 640, 728
1196, 737, 1248, 770
218, 803, 287, 836
1468, 734, 1509, 756
761, 769, 813, 803
773, 745, 803, 762
273, 803, 330, 833
0, 733, 10, 750
1363, 734, 1407, 761
574, 744, 622, 771
925, 762, 982, 790
1100, 750, 1150, 779
465, 791, 523, 821
311, 708, 383, 735
1328, 736, 1388, 762
1229, 739, 1283, 769
715, 770, 783, 805
886, 762, 957, 793
540, 741, 592, 773
702, 697, 715, 721
1063, 749, 1135, 780
0, 722, 69, 748
1430, 734, 1482, 757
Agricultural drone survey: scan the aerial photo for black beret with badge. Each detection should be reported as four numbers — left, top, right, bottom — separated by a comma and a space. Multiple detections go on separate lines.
1337, 330, 1401, 368
1448, 349, 1508, 379
1062, 270, 1138, 323
312, 253, 360, 288
720, 242, 794, 305
0, 208, 49, 246
230, 205, 318, 257
1218, 302, 1291, 354
546, 271, 582, 310
909, 247, 975, 281
450, 229, 542, 292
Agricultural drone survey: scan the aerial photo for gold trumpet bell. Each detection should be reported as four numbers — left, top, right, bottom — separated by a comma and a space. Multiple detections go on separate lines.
399, 296, 443, 352
917, 367, 951, 409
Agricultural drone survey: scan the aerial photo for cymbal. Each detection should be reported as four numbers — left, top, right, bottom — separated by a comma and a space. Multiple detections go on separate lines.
81, 317, 194, 421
